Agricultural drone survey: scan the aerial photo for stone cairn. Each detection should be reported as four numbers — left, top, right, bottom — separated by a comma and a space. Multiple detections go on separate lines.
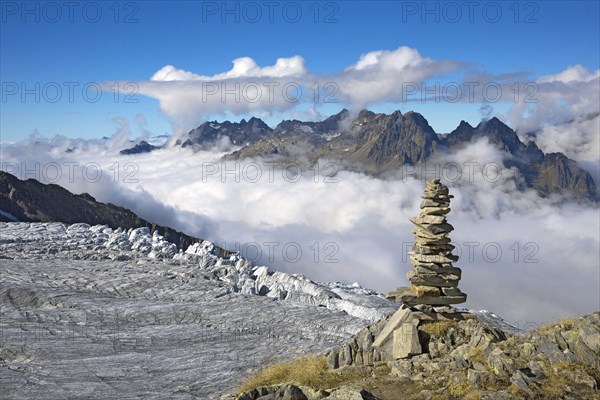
329, 180, 474, 366
388, 179, 468, 317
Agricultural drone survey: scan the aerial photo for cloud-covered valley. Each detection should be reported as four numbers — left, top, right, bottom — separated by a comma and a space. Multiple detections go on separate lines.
1, 130, 598, 328
2, 45, 598, 329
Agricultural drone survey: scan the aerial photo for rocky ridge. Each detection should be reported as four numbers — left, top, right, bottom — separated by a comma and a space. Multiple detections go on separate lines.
119, 140, 161, 155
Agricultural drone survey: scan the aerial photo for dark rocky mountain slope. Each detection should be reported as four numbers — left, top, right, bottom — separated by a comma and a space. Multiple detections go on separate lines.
441, 117, 597, 198
0, 171, 215, 252
119, 140, 160, 155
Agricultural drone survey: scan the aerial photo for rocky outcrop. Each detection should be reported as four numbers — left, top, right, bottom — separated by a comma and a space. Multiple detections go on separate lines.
533, 152, 598, 198
442, 117, 598, 199
179, 116, 274, 148
223, 383, 379, 400
347, 110, 439, 168
225, 110, 349, 162
320, 179, 597, 398
323, 309, 600, 399
326, 314, 390, 369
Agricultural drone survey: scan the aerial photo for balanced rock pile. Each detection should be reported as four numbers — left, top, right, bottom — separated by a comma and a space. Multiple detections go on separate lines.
388, 179, 467, 308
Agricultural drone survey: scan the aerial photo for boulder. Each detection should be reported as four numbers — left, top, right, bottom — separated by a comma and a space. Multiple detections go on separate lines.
393, 322, 422, 359
372, 306, 415, 358
327, 385, 379, 400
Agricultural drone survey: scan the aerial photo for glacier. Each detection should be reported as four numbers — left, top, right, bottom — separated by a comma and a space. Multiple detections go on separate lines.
0, 222, 518, 399
0, 222, 397, 399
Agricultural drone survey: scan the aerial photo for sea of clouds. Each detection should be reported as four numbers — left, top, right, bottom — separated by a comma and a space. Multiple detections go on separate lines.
2, 45, 599, 328
1, 127, 598, 329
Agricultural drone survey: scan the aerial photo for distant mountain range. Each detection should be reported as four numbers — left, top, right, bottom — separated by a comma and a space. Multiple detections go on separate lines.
160, 110, 596, 200
119, 140, 160, 155
0, 171, 228, 254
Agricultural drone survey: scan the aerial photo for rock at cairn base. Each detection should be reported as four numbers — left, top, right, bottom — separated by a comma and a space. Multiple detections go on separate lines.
388, 179, 467, 308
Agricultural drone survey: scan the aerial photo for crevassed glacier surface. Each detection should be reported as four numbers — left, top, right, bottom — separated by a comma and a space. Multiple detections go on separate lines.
0, 222, 397, 399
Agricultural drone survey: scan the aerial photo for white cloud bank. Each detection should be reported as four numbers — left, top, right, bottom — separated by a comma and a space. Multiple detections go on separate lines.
1, 134, 598, 328
151, 56, 307, 81
336, 46, 460, 107
134, 46, 461, 133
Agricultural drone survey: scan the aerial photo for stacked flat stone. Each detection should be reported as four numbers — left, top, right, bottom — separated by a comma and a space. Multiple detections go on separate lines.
390, 179, 467, 306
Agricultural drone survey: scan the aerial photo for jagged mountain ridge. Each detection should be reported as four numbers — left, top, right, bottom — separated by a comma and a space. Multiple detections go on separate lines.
178, 116, 273, 147
442, 117, 597, 198
176, 110, 597, 199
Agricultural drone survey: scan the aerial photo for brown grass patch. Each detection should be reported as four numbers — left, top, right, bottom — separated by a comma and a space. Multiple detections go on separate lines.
420, 320, 458, 337
237, 355, 361, 393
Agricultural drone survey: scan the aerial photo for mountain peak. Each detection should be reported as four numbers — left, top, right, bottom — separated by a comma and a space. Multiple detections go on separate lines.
329, 108, 350, 121
357, 109, 375, 119
458, 120, 473, 129
480, 116, 508, 130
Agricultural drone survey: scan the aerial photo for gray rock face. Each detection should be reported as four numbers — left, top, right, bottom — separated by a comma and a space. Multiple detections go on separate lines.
0, 222, 396, 399
119, 140, 160, 155
326, 316, 390, 369
179, 117, 274, 148
388, 180, 467, 307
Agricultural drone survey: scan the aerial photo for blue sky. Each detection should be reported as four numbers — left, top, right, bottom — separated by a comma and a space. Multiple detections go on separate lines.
1, 0, 599, 141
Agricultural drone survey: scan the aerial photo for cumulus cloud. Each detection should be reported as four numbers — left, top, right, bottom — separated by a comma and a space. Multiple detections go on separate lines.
141, 56, 308, 131
537, 64, 600, 84
335, 46, 460, 107
504, 65, 600, 134
531, 113, 600, 162
132, 48, 599, 152
133, 46, 459, 133
1, 132, 598, 327
151, 56, 307, 82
